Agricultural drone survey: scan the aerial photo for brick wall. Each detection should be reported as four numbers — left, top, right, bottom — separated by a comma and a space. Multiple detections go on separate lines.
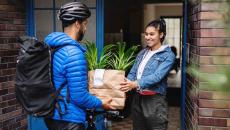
186, 0, 230, 130
0, 0, 27, 130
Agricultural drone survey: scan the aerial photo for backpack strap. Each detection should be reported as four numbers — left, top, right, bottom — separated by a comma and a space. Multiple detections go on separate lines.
55, 81, 68, 116
51, 45, 73, 103
50, 44, 78, 116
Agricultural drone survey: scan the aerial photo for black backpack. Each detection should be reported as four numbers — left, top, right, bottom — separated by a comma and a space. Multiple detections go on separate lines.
15, 36, 69, 117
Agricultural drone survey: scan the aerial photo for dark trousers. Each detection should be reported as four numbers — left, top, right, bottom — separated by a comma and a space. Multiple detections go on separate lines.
44, 118, 85, 130
131, 92, 168, 130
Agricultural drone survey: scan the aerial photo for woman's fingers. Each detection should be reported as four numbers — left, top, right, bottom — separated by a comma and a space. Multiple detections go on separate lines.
120, 85, 131, 92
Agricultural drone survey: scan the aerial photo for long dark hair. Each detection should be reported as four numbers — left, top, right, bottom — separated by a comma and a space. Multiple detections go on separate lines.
145, 18, 166, 43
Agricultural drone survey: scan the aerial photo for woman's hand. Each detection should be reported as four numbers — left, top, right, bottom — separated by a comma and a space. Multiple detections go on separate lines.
120, 78, 138, 92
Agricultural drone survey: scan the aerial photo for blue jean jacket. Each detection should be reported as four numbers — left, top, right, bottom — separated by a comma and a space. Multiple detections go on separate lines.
127, 46, 175, 95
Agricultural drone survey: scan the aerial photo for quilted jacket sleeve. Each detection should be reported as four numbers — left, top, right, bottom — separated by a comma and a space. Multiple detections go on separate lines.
63, 46, 102, 109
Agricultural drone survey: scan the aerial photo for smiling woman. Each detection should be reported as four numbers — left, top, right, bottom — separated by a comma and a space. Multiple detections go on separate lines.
120, 18, 176, 130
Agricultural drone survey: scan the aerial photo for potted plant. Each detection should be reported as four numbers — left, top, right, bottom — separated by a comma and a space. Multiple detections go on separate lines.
85, 41, 138, 109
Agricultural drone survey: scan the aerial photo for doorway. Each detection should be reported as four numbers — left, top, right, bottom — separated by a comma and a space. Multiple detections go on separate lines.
104, 1, 183, 130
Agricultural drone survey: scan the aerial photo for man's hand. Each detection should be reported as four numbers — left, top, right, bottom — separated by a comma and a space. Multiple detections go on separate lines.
102, 99, 116, 110
120, 78, 138, 92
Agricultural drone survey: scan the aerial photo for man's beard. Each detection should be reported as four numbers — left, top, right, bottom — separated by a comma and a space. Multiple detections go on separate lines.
77, 27, 85, 41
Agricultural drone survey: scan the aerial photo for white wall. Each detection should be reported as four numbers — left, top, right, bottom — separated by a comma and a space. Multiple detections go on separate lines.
141, 3, 183, 47
143, 3, 182, 28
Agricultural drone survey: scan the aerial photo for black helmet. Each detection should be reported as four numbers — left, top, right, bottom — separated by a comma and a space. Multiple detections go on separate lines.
58, 2, 91, 22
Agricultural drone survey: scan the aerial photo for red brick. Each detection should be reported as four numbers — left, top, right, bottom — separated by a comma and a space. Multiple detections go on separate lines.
199, 99, 230, 109
212, 127, 230, 130
213, 109, 230, 118
199, 117, 214, 125
0, 5, 16, 11
7, 99, 17, 106
200, 29, 228, 38
199, 82, 220, 91
199, 56, 213, 64
198, 65, 228, 73
200, 20, 225, 29
13, 19, 25, 25
7, 62, 17, 68
0, 101, 7, 108
213, 118, 228, 127
0, 76, 7, 83
0, 89, 8, 95
8, 87, 15, 93
1, 69, 15, 76
213, 56, 230, 64
213, 92, 230, 100
6, 24, 25, 31
198, 126, 212, 130
200, 0, 229, 3
0, 31, 21, 37
198, 12, 224, 20
199, 108, 213, 116
199, 117, 227, 127
0, 43, 19, 50
7, 12, 25, 19
2, 93, 15, 101
0, 50, 19, 57
2, 106, 16, 114
0, 0, 9, 4
197, 38, 230, 47
0, 24, 7, 30
200, 3, 225, 11
199, 91, 213, 99
199, 47, 230, 56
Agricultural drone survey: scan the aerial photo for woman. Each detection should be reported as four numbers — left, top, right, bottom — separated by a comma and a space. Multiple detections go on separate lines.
120, 19, 175, 130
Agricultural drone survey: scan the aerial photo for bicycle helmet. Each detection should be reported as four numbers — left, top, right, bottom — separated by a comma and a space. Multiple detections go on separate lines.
58, 2, 91, 23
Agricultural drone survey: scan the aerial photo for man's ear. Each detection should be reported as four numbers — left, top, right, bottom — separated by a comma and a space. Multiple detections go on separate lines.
74, 21, 81, 30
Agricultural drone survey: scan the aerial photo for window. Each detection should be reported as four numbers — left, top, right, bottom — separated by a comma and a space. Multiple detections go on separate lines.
34, 0, 96, 42
162, 17, 182, 58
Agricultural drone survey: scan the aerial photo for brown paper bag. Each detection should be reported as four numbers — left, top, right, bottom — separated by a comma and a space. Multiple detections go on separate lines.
88, 70, 126, 109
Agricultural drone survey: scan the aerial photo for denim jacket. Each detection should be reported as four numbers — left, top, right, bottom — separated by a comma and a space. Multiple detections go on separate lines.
127, 45, 175, 95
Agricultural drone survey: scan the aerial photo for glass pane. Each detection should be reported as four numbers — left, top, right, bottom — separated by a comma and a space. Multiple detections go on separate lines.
56, 0, 74, 8
76, 0, 96, 7
35, 10, 53, 41
83, 9, 96, 42
56, 0, 96, 9
174, 29, 180, 38
35, 0, 53, 8
175, 19, 180, 28
168, 29, 173, 38
56, 10, 63, 32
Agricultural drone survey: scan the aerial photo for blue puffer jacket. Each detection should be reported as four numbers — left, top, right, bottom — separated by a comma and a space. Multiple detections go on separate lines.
127, 46, 175, 95
45, 32, 102, 123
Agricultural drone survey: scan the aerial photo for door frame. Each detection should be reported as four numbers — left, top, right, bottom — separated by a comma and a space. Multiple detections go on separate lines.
26, 0, 188, 129
181, 0, 188, 130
